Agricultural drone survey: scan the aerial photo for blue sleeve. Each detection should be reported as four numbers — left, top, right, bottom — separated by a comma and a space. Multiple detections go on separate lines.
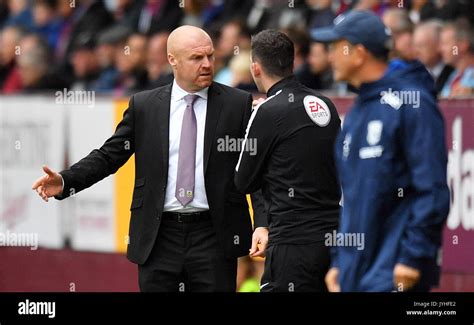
397, 93, 450, 269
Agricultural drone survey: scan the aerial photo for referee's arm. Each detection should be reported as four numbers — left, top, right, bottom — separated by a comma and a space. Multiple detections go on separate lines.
234, 106, 277, 194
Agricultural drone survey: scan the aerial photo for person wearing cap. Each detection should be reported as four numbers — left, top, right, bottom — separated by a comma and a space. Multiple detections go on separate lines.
235, 30, 341, 292
312, 10, 450, 292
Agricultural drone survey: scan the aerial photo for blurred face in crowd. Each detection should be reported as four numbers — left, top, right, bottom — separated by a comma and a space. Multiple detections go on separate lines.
71, 48, 98, 78
167, 26, 215, 92
7, 0, 28, 14
0, 27, 19, 66
308, 42, 330, 74
305, 0, 332, 10
96, 43, 116, 68
328, 39, 362, 82
17, 53, 46, 87
116, 34, 147, 74
392, 31, 416, 61
413, 26, 441, 67
147, 33, 169, 80
217, 22, 240, 59
57, 0, 74, 18
440, 26, 459, 66
383, 11, 416, 61
33, 3, 56, 27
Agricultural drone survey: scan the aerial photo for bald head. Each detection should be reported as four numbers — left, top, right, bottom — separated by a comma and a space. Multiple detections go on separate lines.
167, 25, 212, 56
166, 25, 215, 92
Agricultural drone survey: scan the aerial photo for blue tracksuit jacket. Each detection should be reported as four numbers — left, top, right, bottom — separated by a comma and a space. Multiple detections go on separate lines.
333, 60, 450, 291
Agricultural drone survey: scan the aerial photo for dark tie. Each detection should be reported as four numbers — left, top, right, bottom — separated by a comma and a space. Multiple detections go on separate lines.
175, 94, 199, 206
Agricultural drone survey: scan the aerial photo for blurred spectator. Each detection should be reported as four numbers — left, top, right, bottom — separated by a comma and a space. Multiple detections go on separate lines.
181, 0, 211, 28
0, 25, 24, 93
214, 19, 251, 85
54, 0, 76, 61
306, 0, 335, 29
413, 20, 454, 94
92, 25, 130, 93
0, 0, 472, 97
145, 31, 173, 89
206, 0, 253, 31
16, 34, 51, 92
353, 0, 391, 17
32, 0, 63, 49
104, 0, 144, 30
228, 50, 256, 91
440, 19, 474, 97
0, 0, 8, 28
4, 0, 33, 30
383, 8, 417, 61
285, 27, 320, 89
307, 41, 334, 90
63, 0, 113, 62
436, 0, 474, 25
114, 33, 148, 95
69, 34, 99, 91
138, 0, 183, 34
408, 0, 437, 24
246, 0, 308, 33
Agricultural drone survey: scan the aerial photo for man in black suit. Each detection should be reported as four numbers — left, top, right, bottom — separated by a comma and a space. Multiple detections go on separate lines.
32, 25, 266, 292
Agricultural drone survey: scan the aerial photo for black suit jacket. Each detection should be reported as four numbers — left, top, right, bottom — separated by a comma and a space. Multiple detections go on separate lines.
57, 82, 266, 264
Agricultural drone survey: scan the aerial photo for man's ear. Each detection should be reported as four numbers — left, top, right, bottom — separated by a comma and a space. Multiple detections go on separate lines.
353, 45, 367, 67
168, 53, 177, 67
252, 61, 261, 77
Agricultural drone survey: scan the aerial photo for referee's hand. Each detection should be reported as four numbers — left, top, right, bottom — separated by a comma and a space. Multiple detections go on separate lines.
325, 267, 341, 292
249, 227, 268, 257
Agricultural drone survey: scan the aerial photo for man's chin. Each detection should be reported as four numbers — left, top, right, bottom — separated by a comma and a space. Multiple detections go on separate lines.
197, 79, 212, 88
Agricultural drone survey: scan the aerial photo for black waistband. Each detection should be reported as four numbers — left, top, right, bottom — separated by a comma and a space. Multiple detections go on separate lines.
162, 211, 211, 223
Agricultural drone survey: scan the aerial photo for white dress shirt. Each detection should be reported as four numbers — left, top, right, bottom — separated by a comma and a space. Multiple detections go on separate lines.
163, 79, 210, 212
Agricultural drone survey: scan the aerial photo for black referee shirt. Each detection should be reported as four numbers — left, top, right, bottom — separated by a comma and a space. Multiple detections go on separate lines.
235, 76, 341, 245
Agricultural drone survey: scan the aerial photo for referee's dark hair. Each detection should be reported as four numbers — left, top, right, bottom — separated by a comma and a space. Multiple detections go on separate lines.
251, 30, 294, 78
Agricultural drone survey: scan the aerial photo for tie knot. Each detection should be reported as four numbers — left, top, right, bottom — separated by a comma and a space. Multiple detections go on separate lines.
184, 94, 199, 107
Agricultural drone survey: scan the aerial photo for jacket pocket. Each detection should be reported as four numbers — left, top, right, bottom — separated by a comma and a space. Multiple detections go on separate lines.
134, 177, 145, 188
130, 196, 143, 210
227, 191, 247, 206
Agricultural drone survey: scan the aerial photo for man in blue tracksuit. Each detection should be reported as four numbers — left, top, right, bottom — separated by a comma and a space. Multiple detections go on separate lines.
312, 10, 450, 292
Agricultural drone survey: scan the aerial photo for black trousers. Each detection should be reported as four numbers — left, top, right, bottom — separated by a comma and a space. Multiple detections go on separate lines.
138, 215, 237, 292
260, 242, 330, 292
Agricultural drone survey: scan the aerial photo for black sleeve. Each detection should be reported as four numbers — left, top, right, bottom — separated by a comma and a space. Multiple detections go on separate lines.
56, 96, 136, 199
234, 104, 278, 193
250, 190, 268, 228
239, 94, 268, 229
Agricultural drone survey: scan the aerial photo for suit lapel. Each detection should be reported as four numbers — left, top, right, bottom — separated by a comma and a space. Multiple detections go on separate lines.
204, 83, 222, 174
155, 84, 172, 182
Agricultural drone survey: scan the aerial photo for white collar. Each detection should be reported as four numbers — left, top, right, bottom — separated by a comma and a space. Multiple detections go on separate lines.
171, 79, 209, 102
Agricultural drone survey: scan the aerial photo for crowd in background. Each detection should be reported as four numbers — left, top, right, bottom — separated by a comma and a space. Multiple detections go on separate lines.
0, 0, 473, 98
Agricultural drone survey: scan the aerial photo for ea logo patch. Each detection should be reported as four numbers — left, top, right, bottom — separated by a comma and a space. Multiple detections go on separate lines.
303, 95, 331, 127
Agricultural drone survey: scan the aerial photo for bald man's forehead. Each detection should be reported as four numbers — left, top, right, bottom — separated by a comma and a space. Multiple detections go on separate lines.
169, 39, 213, 55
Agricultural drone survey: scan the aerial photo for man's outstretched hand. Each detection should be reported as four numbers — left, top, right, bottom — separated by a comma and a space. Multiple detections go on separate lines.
31, 166, 63, 202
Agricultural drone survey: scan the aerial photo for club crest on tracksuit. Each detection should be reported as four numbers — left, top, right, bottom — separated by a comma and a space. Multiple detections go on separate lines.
366, 120, 383, 145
